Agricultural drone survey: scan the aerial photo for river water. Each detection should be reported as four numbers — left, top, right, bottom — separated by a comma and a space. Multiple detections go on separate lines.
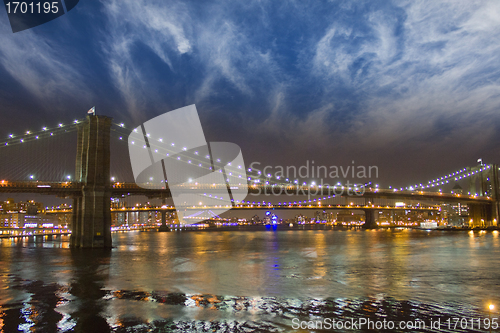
0, 227, 499, 332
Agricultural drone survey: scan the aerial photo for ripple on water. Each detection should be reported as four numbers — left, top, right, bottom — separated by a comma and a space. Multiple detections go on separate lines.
0, 277, 490, 333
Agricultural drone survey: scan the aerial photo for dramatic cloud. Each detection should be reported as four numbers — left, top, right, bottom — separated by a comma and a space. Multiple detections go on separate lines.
310, 0, 500, 149
100, 0, 284, 120
0, 18, 90, 111
1, 0, 499, 185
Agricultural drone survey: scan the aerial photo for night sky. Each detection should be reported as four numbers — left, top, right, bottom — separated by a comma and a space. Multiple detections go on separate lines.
1, 0, 500, 189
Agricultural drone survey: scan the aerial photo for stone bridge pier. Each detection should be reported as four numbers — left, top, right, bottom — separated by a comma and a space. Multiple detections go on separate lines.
363, 209, 378, 229
70, 115, 112, 248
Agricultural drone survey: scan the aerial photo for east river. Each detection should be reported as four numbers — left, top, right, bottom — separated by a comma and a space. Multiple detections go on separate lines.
0, 227, 499, 332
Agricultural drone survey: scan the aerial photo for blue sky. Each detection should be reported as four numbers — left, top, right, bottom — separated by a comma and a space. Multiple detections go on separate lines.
1, 0, 500, 186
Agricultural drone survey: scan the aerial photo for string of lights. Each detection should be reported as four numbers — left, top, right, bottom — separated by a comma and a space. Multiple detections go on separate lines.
0, 118, 85, 147
1, 120, 493, 196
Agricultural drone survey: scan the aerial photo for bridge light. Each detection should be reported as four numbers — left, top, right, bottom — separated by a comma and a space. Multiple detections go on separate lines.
29, 175, 34, 179
59, 123, 63, 127
67, 175, 71, 180
74, 120, 78, 124
120, 123, 124, 127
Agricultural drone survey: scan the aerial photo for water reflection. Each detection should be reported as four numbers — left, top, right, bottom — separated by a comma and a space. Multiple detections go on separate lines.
0, 228, 499, 332
67, 249, 111, 332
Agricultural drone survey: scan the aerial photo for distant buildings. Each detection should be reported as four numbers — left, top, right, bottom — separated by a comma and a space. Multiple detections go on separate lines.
0, 199, 60, 228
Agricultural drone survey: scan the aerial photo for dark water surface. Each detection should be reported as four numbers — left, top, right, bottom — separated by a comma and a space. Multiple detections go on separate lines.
0, 228, 499, 332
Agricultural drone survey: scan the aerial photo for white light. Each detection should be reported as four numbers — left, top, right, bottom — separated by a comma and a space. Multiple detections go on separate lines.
42, 127, 47, 131
59, 123, 63, 127
66, 175, 71, 180
120, 123, 124, 127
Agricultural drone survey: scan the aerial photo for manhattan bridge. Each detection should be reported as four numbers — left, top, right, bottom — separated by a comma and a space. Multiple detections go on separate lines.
0, 115, 498, 247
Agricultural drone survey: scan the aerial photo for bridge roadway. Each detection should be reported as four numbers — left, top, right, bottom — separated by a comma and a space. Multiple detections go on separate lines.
0, 180, 493, 204
45, 204, 438, 229
45, 204, 439, 214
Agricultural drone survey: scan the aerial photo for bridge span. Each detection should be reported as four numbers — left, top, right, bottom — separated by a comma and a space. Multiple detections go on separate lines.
1, 115, 499, 247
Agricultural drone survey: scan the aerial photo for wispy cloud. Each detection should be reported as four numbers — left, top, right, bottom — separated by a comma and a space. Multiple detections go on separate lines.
1, 0, 499, 182
309, 0, 500, 151
98, 0, 500, 175
0, 19, 90, 112
100, 0, 284, 118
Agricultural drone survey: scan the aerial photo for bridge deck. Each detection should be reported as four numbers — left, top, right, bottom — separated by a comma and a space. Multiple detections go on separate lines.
0, 181, 493, 204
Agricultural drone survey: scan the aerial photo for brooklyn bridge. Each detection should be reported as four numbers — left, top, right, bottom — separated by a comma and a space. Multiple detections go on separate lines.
1, 115, 498, 247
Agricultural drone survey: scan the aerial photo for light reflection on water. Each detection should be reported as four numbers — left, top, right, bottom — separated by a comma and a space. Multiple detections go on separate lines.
0, 228, 499, 332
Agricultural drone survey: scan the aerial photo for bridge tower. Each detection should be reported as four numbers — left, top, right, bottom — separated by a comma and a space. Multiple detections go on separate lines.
70, 115, 113, 248
468, 164, 499, 227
